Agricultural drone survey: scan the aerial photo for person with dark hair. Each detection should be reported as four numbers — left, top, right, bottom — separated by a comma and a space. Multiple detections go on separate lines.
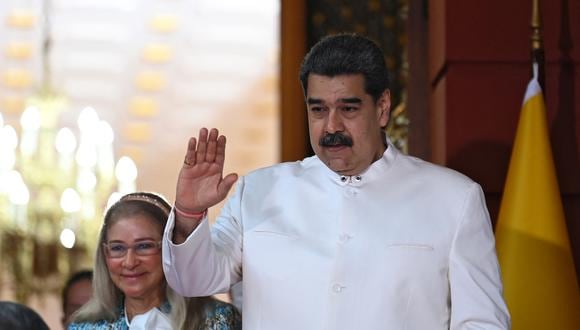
299, 33, 390, 103
0, 301, 49, 330
62, 269, 93, 328
68, 192, 241, 329
162, 34, 510, 329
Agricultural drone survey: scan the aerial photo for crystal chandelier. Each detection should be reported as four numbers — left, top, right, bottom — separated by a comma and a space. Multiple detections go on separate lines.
0, 0, 137, 303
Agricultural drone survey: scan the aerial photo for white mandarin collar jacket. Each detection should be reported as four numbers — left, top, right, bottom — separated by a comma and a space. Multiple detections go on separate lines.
163, 140, 510, 330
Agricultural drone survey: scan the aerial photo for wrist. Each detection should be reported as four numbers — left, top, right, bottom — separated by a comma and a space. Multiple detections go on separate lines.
174, 205, 207, 220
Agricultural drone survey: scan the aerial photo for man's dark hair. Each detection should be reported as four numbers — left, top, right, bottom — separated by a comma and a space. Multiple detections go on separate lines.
62, 269, 93, 311
299, 33, 390, 102
0, 301, 49, 330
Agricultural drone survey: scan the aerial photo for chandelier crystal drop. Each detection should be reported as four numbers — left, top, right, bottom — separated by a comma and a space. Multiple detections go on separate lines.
0, 0, 138, 303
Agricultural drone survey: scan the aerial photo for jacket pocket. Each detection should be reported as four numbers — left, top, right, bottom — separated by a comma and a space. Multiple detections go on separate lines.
251, 229, 299, 240
385, 243, 434, 251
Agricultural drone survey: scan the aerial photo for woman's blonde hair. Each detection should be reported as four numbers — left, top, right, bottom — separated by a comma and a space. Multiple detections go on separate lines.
71, 192, 211, 329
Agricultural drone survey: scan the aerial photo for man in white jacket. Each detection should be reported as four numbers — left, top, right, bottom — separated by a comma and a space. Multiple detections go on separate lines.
162, 34, 510, 329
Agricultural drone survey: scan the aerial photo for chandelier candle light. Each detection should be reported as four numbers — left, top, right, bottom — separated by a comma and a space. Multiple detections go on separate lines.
0, 0, 137, 302
0, 101, 137, 302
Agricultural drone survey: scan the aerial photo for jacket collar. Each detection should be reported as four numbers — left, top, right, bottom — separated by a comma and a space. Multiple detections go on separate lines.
306, 136, 400, 185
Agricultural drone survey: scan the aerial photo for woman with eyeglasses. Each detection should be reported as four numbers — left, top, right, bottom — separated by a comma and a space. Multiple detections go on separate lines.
68, 192, 241, 329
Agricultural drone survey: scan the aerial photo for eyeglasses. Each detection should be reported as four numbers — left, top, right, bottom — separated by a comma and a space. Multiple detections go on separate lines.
103, 240, 162, 258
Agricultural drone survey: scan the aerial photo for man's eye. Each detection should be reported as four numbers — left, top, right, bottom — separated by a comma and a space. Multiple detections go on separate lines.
310, 107, 324, 112
342, 106, 357, 112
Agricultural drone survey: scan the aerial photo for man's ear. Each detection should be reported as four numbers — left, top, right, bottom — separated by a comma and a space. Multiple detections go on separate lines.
377, 89, 391, 127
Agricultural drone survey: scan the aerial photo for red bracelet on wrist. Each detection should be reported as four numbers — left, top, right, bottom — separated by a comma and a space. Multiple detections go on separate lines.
174, 205, 207, 219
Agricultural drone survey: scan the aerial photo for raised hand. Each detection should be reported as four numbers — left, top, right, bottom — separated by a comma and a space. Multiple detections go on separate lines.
173, 128, 238, 236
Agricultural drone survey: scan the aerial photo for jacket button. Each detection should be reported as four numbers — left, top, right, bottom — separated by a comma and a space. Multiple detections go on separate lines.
332, 283, 345, 293
338, 234, 351, 243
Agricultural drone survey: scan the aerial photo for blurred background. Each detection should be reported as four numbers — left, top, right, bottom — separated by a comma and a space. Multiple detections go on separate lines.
0, 0, 281, 327
0, 0, 578, 329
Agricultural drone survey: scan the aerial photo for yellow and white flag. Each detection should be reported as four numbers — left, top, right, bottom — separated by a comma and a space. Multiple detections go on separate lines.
495, 77, 580, 329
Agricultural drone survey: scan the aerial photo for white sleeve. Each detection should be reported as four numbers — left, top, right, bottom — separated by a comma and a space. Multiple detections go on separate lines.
162, 180, 244, 297
449, 183, 511, 329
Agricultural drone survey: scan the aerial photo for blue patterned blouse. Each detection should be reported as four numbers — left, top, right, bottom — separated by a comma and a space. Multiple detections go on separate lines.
68, 299, 241, 330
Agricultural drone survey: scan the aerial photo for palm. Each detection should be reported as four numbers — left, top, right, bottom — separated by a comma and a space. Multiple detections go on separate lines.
175, 128, 238, 213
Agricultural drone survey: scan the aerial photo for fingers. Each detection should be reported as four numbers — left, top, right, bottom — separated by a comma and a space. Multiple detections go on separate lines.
218, 173, 239, 198
193, 127, 225, 165
206, 128, 219, 163
196, 128, 209, 164
183, 127, 227, 174
183, 137, 197, 167
215, 135, 227, 170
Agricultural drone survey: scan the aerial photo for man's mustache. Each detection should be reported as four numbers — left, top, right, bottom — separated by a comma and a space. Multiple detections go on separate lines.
319, 133, 353, 147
